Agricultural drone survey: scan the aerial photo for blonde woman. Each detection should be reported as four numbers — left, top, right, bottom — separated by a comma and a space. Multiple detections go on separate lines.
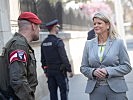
80, 12, 132, 100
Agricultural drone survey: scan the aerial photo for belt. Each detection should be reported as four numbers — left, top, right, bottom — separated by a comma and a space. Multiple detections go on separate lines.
47, 64, 61, 70
96, 79, 108, 86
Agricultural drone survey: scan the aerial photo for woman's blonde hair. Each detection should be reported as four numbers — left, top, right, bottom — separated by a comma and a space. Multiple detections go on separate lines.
93, 11, 118, 39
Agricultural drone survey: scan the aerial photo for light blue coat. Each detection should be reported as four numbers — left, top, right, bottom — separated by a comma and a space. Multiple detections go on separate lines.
80, 37, 132, 93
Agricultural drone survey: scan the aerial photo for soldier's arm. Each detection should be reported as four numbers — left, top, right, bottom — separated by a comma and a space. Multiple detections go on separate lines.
9, 44, 34, 100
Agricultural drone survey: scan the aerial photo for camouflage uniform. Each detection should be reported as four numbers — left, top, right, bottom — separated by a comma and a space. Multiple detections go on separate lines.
6, 33, 38, 100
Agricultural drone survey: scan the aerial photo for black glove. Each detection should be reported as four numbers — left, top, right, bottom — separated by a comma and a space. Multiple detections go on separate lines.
60, 64, 67, 76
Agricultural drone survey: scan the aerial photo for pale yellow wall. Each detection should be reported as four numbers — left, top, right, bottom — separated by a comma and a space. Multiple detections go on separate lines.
9, 0, 20, 33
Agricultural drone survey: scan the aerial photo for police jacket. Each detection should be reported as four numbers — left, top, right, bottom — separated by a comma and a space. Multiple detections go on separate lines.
87, 29, 95, 40
6, 33, 38, 100
41, 34, 72, 73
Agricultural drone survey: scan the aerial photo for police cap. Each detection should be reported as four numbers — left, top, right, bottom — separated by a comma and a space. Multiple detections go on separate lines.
18, 12, 42, 24
45, 19, 58, 28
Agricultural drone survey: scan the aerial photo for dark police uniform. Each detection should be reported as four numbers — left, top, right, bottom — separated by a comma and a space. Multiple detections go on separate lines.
4, 33, 38, 100
87, 29, 95, 40
41, 34, 72, 100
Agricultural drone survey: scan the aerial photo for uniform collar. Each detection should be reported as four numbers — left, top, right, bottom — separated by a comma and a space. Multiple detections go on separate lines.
14, 32, 28, 43
14, 32, 34, 52
48, 34, 57, 37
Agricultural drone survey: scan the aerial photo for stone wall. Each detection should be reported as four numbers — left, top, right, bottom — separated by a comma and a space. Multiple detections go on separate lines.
32, 31, 87, 99
0, 0, 12, 53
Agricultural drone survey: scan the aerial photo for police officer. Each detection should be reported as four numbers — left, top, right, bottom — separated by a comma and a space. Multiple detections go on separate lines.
87, 29, 96, 40
3, 12, 41, 100
41, 19, 73, 100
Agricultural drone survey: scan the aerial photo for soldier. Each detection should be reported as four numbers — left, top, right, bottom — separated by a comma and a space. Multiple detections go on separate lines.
41, 19, 73, 100
1, 12, 41, 100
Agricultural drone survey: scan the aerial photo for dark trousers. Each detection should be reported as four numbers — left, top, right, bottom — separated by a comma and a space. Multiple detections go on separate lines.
0, 89, 19, 100
47, 70, 69, 100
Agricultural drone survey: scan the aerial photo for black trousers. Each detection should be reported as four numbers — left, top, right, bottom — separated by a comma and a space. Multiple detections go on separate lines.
47, 70, 69, 100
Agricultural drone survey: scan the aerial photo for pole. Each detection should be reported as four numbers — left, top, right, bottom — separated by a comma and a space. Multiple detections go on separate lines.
114, 0, 125, 40
0, 0, 12, 54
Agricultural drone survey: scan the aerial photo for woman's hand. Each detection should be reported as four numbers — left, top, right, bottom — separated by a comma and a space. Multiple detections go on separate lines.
93, 68, 108, 79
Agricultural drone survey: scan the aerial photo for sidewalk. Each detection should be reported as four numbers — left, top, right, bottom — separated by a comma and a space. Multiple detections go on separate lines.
69, 74, 88, 100
69, 71, 133, 100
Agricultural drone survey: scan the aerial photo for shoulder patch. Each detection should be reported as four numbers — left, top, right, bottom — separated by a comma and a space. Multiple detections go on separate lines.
9, 50, 27, 63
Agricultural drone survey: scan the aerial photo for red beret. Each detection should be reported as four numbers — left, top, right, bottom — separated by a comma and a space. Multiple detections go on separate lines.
18, 12, 42, 24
